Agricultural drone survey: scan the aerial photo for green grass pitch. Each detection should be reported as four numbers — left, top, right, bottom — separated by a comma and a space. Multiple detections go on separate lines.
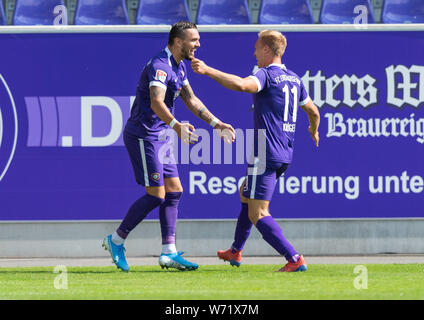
0, 264, 423, 300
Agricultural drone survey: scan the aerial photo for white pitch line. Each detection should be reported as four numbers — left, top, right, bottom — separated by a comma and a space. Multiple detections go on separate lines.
1, 255, 424, 268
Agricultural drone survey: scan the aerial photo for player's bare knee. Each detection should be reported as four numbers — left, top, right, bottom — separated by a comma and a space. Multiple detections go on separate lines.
146, 186, 166, 199
248, 211, 258, 225
166, 186, 183, 194
250, 209, 270, 225
248, 199, 270, 224
164, 177, 183, 194
247, 206, 261, 224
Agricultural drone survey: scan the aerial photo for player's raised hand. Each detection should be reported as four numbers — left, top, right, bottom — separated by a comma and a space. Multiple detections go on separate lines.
215, 122, 236, 144
174, 122, 199, 145
191, 58, 209, 75
308, 126, 319, 147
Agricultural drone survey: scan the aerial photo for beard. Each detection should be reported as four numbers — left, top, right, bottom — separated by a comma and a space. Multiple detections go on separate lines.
181, 46, 194, 60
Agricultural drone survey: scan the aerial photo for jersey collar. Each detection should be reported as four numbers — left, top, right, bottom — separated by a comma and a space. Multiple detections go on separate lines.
267, 63, 287, 70
165, 46, 183, 68
165, 46, 175, 67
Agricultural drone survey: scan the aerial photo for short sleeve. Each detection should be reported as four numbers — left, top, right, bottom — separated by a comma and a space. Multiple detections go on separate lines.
299, 79, 311, 106
249, 68, 267, 93
148, 61, 171, 91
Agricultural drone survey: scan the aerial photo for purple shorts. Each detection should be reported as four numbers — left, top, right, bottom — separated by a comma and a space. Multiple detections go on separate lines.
124, 130, 179, 187
242, 159, 289, 201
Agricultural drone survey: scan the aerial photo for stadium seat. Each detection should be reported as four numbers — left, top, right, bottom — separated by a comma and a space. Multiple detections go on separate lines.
74, 0, 129, 25
196, 0, 251, 24
13, 0, 67, 25
258, 0, 314, 24
382, 0, 424, 24
320, 0, 375, 24
136, 0, 190, 25
0, 0, 6, 25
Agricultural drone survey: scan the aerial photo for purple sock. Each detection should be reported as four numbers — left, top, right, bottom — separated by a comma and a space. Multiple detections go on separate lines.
255, 216, 298, 262
231, 203, 253, 252
159, 192, 182, 244
117, 193, 164, 239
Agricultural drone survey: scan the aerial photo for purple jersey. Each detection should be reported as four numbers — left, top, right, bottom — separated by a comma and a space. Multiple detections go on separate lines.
125, 47, 189, 140
250, 64, 310, 164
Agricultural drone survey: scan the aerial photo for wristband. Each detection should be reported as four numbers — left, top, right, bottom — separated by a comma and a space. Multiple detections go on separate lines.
209, 117, 219, 128
169, 118, 178, 128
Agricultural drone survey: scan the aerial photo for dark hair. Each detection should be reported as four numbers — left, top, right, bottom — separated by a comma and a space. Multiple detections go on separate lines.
168, 21, 198, 45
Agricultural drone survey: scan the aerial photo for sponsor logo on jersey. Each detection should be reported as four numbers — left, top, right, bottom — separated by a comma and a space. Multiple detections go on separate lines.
155, 70, 167, 83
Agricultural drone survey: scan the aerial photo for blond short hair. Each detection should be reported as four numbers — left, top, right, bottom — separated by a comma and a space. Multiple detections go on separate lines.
258, 30, 287, 57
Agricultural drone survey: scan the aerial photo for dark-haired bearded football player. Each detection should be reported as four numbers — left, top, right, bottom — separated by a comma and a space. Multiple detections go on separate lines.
192, 30, 320, 272
103, 21, 235, 272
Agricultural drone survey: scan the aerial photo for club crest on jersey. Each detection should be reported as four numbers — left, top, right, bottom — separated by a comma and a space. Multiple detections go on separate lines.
155, 70, 167, 83
151, 172, 160, 181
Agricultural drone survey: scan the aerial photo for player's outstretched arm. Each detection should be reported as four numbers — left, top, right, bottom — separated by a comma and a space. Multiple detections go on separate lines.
191, 58, 258, 93
150, 86, 198, 144
180, 83, 235, 144
300, 99, 320, 147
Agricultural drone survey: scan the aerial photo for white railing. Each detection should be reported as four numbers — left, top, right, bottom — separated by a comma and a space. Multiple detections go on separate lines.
0, 24, 423, 33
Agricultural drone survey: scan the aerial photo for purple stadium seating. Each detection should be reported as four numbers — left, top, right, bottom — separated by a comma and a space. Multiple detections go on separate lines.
196, 0, 251, 24
382, 0, 424, 24
74, 0, 129, 25
13, 0, 67, 25
259, 0, 314, 24
136, 0, 191, 25
320, 0, 375, 24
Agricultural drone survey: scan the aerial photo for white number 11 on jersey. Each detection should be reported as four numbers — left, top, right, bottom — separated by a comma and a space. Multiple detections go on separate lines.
282, 85, 298, 123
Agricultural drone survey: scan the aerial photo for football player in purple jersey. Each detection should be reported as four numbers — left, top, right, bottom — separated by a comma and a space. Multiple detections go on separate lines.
103, 21, 235, 272
192, 30, 320, 272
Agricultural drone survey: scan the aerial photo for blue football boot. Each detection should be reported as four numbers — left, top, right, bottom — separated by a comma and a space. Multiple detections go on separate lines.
159, 251, 199, 271
102, 234, 129, 272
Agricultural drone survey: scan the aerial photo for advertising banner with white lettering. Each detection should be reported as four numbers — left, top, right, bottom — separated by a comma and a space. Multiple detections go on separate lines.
0, 30, 423, 220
